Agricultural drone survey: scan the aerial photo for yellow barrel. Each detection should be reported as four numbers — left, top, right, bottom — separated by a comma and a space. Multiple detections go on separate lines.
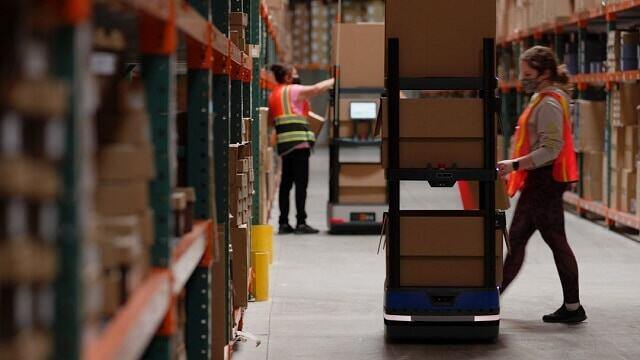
252, 225, 273, 264
252, 251, 269, 301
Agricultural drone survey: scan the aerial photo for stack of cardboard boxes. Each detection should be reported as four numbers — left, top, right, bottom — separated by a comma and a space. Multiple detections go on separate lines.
498, 0, 578, 40
0, 61, 67, 357
385, 0, 502, 287
229, 141, 253, 311
610, 82, 640, 213
576, 100, 606, 201
94, 79, 155, 320
291, 2, 310, 65
230, 11, 249, 53
258, 108, 276, 224
339, 164, 386, 204
310, 0, 330, 65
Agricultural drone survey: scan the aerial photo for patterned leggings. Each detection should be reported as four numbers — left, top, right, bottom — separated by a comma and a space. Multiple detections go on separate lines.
501, 166, 580, 304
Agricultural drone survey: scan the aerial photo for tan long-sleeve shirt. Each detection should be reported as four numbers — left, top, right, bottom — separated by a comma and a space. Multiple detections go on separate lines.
526, 87, 569, 168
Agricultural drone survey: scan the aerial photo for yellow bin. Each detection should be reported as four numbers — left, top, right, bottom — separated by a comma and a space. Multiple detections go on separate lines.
252, 251, 269, 301
252, 225, 273, 264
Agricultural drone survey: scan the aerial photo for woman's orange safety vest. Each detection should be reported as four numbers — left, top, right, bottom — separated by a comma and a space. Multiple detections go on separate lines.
506, 90, 578, 197
268, 85, 315, 155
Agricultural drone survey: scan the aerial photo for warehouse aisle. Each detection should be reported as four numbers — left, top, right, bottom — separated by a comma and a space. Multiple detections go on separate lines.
235, 147, 640, 360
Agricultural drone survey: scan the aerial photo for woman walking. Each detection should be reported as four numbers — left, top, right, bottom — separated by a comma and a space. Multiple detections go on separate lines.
498, 46, 586, 323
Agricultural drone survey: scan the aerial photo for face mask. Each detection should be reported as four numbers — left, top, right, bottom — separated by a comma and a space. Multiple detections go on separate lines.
521, 77, 540, 94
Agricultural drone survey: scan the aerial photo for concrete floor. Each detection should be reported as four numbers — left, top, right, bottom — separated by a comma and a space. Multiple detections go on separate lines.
235, 147, 640, 360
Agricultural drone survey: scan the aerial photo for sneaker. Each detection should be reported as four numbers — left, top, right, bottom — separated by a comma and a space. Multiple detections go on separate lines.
278, 224, 295, 235
542, 305, 587, 324
294, 223, 319, 234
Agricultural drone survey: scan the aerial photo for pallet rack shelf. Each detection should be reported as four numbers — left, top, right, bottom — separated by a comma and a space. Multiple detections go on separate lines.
83, 221, 211, 360
44, 0, 271, 358
498, 0, 640, 44
497, 2, 640, 233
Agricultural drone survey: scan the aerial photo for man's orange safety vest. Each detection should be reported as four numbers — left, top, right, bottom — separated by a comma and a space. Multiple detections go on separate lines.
506, 90, 579, 197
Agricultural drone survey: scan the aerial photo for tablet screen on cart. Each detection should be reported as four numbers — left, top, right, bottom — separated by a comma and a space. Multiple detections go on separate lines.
350, 101, 377, 120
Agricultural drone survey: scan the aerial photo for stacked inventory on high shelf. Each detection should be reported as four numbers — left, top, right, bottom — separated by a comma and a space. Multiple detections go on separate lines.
0, 0, 283, 359
497, 0, 640, 234
381, 0, 507, 340
327, 22, 387, 234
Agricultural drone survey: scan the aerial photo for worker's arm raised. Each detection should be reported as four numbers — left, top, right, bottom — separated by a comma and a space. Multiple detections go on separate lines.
297, 78, 335, 100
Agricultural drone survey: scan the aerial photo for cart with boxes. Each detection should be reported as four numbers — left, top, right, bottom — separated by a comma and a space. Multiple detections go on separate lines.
327, 23, 387, 234
382, 0, 504, 341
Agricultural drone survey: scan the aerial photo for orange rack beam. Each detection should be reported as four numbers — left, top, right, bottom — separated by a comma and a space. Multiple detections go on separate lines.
123, 0, 252, 76
499, 0, 640, 44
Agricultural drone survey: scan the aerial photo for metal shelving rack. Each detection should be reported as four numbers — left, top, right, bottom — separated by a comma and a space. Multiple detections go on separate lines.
326, 64, 387, 234
47, 0, 273, 358
497, 2, 640, 231
383, 37, 501, 341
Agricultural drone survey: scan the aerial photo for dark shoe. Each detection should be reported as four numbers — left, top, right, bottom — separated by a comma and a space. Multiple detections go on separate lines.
279, 224, 295, 234
542, 305, 587, 324
295, 223, 319, 234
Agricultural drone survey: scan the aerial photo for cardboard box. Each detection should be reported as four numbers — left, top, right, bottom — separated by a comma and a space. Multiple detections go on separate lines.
611, 127, 626, 169
576, 100, 605, 153
96, 181, 149, 216
98, 111, 150, 145
611, 169, 623, 210
98, 144, 156, 181
232, 225, 249, 308
624, 126, 638, 169
636, 162, 640, 214
381, 98, 484, 139
382, 138, 484, 169
400, 216, 502, 257
611, 82, 640, 126
229, 12, 248, 27
307, 111, 325, 136
400, 256, 502, 287
466, 180, 511, 211
338, 162, 386, 203
386, 0, 495, 78
379, 97, 485, 168
583, 152, 604, 201
621, 168, 637, 213
332, 23, 384, 88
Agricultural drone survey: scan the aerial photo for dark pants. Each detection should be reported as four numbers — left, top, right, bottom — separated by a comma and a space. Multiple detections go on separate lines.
278, 148, 310, 226
501, 166, 580, 304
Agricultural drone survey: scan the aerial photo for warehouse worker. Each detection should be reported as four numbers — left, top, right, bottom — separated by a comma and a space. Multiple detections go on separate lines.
268, 64, 335, 235
497, 46, 586, 324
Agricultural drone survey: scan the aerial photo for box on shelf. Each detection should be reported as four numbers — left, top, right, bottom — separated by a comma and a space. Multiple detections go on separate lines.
380, 98, 485, 169
229, 12, 248, 27
398, 216, 503, 287
385, 0, 495, 78
576, 100, 605, 153
607, 30, 621, 73
338, 163, 386, 204
583, 152, 604, 202
231, 225, 250, 308
611, 82, 640, 127
97, 144, 155, 181
95, 181, 149, 216
624, 126, 638, 169
621, 168, 637, 213
610, 126, 626, 169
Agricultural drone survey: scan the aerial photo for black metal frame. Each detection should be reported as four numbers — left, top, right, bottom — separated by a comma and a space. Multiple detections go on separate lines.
328, 65, 386, 205
386, 37, 497, 289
